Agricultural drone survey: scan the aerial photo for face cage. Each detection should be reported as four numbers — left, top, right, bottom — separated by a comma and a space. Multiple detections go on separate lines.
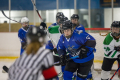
22, 22, 29, 27
111, 27, 120, 37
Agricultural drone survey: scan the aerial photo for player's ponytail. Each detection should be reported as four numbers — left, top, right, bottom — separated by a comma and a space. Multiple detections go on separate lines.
26, 41, 43, 55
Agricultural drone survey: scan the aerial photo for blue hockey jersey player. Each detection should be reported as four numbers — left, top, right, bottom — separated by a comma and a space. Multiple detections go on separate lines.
71, 14, 93, 79
18, 17, 34, 55
71, 14, 85, 33
57, 20, 96, 80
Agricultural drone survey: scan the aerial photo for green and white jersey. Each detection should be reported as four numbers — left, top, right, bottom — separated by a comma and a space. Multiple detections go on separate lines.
47, 25, 61, 47
103, 32, 120, 58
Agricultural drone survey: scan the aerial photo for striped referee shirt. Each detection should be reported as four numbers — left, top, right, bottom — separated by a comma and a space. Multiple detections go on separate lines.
8, 46, 57, 80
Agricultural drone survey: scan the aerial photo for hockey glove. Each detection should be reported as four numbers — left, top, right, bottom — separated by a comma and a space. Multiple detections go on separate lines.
21, 42, 27, 49
40, 22, 47, 30
79, 46, 89, 59
53, 48, 58, 54
60, 55, 69, 66
114, 46, 120, 51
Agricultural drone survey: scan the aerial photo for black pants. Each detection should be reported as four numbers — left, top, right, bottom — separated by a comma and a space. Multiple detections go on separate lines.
102, 57, 120, 71
65, 59, 93, 78
54, 55, 60, 62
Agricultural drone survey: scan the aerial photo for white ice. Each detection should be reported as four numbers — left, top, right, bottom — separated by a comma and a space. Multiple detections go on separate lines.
0, 59, 119, 80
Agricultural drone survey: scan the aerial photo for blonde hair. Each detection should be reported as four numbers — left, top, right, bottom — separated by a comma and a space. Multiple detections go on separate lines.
26, 41, 43, 55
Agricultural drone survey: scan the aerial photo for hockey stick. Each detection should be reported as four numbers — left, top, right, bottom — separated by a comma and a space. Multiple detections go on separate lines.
31, 0, 43, 22
1, 10, 28, 26
110, 67, 120, 80
31, 0, 57, 47
54, 55, 79, 65
1, 10, 21, 24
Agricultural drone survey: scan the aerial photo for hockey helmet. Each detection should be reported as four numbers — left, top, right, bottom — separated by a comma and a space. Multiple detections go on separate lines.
62, 20, 73, 30
56, 12, 64, 20
59, 16, 68, 25
111, 21, 120, 36
21, 17, 29, 23
26, 26, 47, 43
71, 14, 79, 20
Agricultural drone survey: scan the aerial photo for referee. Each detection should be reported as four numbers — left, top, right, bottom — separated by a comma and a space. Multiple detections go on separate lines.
8, 25, 58, 80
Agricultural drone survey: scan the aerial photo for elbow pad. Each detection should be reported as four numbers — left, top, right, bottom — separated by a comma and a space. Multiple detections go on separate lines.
85, 40, 96, 48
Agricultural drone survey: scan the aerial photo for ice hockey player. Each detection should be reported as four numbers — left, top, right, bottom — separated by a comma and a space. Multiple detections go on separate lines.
57, 20, 96, 80
18, 17, 34, 55
71, 14, 85, 33
48, 12, 64, 28
8, 26, 58, 80
101, 21, 120, 80
46, 16, 68, 80
71, 14, 94, 80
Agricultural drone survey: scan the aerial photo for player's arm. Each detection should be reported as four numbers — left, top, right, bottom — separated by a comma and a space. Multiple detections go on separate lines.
77, 33, 96, 59
45, 40, 58, 55
57, 35, 66, 56
45, 40, 54, 50
42, 52, 57, 80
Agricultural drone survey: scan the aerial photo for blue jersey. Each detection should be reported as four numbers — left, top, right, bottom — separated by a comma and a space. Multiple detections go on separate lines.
45, 40, 54, 50
74, 24, 85, 34
57, 32, 95, 63
46, 24, 85, 50
48, 23, 58, 29
18, 25, 34, 55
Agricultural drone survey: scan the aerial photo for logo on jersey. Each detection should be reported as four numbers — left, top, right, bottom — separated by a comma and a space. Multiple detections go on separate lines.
76, 30, 83, 34
86, 35, 90, 39
68, 45, 79, 56
72, 39, 75, 41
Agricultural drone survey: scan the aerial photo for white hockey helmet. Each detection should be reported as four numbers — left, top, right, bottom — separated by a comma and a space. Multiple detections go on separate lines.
21, 17, 29, 23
